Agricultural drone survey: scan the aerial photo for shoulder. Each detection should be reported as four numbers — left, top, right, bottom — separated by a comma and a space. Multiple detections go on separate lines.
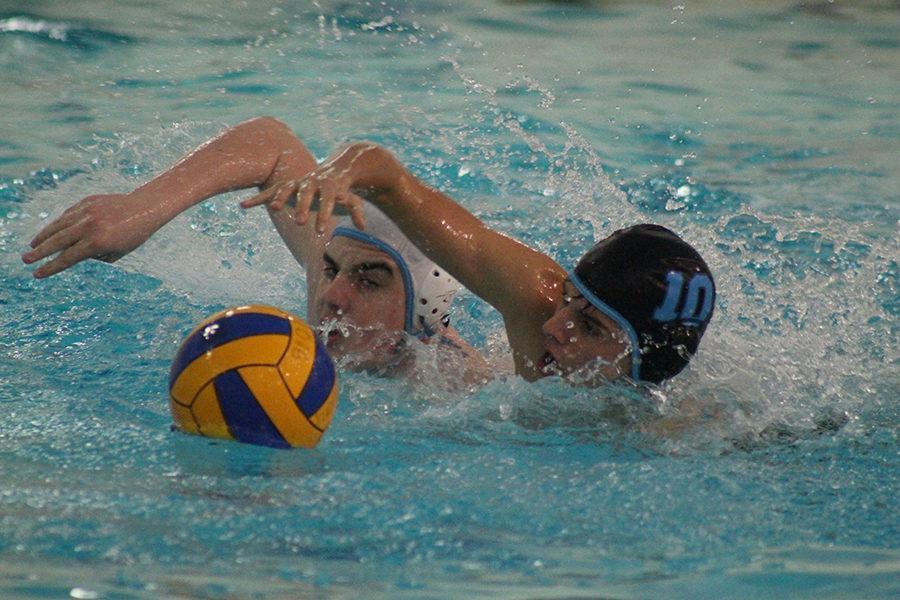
433, 327, 494, 384
435, 326, 477, 356
504, 260, 566, 324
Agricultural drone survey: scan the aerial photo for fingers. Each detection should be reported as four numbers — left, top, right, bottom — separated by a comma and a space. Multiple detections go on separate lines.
295, 179, 317, 226
347, 192, 367, 230
23, 218, 85, 265
291, 166, 367, 231
269, 183, 297, 211
314, 179, 338, 234
31, 240, 94, 279
29, 210, 80, 249
239, 186, 279, 209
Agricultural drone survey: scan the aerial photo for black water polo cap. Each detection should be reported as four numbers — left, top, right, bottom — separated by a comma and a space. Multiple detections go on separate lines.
568, 224, 715, 384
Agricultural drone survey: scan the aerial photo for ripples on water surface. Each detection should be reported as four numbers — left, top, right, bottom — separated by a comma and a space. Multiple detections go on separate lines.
1, 1, 897, 598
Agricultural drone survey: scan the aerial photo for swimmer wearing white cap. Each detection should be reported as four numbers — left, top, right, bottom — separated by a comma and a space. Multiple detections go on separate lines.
314, 200, 479, 374
23, 117, 489, 383
329, 201, 460, 338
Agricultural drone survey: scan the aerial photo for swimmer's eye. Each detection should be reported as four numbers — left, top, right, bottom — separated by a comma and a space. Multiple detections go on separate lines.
562, 292, 587, 310
323, 265, 337, 280
582, 316, 609, 339
351, 267, 392, 290
355, 275, 381, 290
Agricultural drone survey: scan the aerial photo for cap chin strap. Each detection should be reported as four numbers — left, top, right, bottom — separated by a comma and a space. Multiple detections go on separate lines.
332, 227, 420, 337
568, 271, 642, 381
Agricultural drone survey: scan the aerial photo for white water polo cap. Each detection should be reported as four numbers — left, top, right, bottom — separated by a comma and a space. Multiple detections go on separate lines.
330, 202, 459, 338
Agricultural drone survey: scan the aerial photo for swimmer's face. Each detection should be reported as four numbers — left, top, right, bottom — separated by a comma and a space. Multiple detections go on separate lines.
315, 236, 407, 370
540, 280, 631, 385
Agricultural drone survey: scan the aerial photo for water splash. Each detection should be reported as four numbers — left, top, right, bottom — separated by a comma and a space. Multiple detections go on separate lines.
0, 14, 135, 51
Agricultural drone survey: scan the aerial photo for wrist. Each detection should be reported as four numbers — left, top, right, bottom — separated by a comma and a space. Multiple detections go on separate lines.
127, 181, 194, 232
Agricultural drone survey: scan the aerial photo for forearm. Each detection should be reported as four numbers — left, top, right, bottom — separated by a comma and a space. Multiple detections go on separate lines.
296, 141, 558, 314
356, 144, 546, 310
346, 145, 485, 279
134, 116, 305, 228
382, 175, 490, 284
23, 116, 318, 279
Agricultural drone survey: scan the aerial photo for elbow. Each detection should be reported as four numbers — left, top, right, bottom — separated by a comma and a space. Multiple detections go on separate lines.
232, 116, 296, 144
345, 140, 387, 160
335, 142, 403, 190
250, 115, 283, 127
247, 115, 291, 135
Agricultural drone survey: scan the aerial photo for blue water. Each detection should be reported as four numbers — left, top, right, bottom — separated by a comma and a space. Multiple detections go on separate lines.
1, 1, 898, 598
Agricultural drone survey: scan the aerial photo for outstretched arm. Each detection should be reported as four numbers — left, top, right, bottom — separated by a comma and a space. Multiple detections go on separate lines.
23, 116, 319, 278
245, 142, 562, 322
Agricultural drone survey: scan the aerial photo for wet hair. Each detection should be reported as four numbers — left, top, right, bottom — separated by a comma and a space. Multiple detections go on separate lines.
569, 224, 715, 383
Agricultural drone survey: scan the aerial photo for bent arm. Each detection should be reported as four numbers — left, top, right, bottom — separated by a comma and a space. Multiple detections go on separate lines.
304, 142, 561, 321
130, 115, 311, 218
24, 116, 319, 277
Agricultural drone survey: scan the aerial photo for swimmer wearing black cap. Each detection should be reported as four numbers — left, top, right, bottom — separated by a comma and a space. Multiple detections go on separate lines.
255, 141, 715, 386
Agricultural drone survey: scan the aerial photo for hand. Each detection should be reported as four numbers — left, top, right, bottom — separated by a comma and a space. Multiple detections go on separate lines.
22, 192, 160, 278
240, 142, 397, 233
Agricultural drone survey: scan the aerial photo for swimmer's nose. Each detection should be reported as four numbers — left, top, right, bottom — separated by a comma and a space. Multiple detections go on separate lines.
541, 309, 569, 345
318, 274, 353, 316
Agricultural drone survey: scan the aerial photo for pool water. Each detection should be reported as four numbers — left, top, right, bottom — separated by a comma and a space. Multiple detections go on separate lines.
1, 1, 898, 598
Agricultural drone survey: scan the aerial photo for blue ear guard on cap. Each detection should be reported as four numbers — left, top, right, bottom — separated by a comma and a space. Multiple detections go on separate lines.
568, 270, 642, 381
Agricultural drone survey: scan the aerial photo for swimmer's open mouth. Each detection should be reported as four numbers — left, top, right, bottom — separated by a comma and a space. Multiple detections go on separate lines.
317, 321, 348, 345
540, 351, 559, 373
318, 320, 376, 344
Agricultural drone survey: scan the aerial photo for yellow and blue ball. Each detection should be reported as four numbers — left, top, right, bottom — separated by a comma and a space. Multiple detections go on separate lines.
168, 305, 338, 449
